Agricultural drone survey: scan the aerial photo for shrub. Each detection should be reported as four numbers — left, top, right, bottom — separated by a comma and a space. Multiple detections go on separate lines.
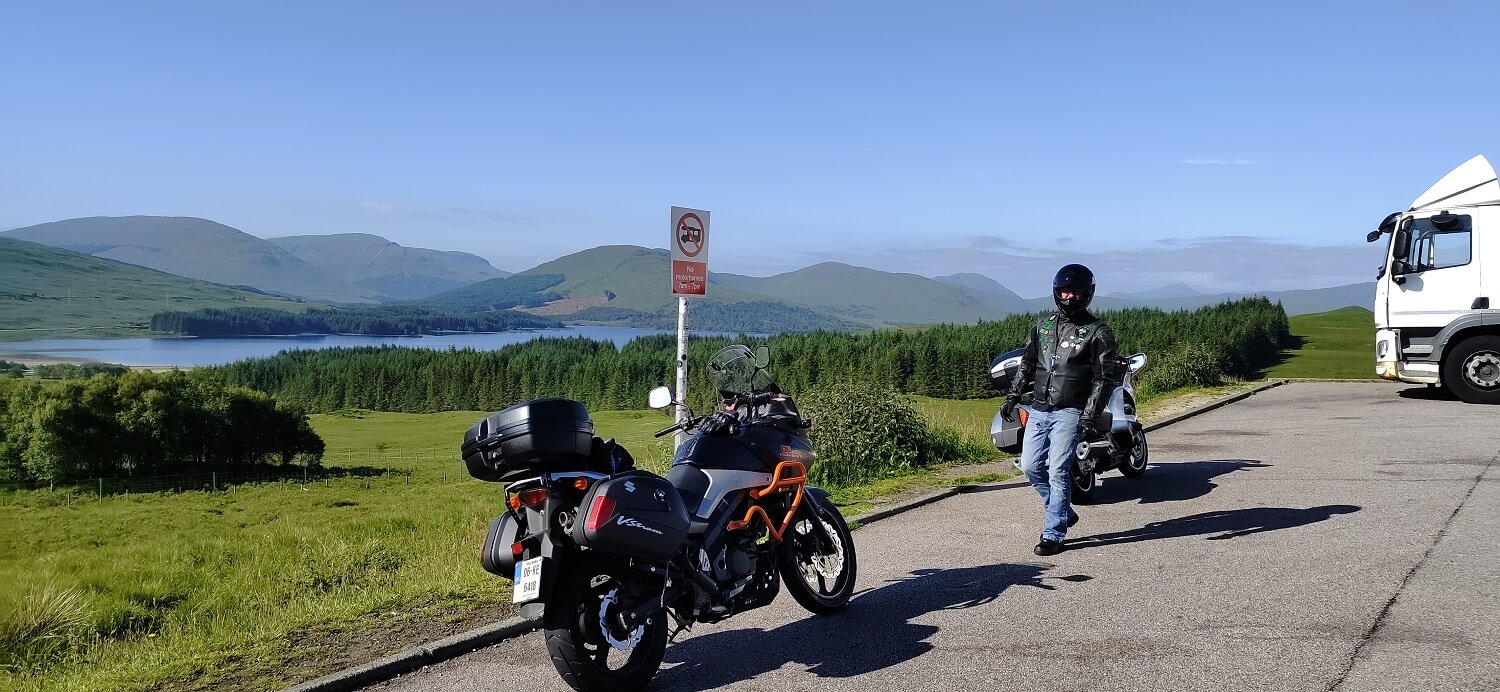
798, 382, 929, 486
1138, 340, 1229, 396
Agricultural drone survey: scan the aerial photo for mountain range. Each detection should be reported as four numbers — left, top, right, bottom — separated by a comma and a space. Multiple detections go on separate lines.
3, 217, 509, 304
3, 216, 1376, 334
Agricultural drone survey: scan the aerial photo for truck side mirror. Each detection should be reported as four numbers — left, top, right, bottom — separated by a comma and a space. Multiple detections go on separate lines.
1392, 229, 1411, 260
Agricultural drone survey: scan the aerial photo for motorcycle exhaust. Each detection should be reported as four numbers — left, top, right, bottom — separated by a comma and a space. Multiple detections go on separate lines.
1075, 440, 1110, 473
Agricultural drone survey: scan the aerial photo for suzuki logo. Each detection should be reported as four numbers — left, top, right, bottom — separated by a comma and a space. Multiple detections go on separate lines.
624, 481, 637, 493
616, 515, 663, 535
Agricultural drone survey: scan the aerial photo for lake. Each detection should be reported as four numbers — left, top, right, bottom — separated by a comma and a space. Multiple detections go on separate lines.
0, 327, 726, 367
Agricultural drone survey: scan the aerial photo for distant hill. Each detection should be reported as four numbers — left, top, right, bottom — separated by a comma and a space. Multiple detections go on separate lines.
717, 263, 995, 326
4, 216, 378, 304
935, 273, 1028, 315
1107, 282, 1204, 300
268, 233, 509, 301
1020, 281, 1375, 316
405, 274, 568, 313
0, 237, 300, 339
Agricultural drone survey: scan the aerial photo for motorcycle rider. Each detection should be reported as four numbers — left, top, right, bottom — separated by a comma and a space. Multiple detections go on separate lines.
1001, 264, 1119, 556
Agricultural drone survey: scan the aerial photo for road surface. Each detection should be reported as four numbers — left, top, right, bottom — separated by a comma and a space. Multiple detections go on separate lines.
367, 382, 1500, 692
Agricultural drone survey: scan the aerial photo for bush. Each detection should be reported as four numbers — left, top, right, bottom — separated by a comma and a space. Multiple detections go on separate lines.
1138, 340, 1229, 396
798, 382, 928, 486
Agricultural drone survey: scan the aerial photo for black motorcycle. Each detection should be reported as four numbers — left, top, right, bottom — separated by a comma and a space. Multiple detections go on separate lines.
463, 344, 857, 692
986, 347, 1150, 503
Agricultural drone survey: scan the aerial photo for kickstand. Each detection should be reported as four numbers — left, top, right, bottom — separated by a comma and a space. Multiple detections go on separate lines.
667, 610, 693, 643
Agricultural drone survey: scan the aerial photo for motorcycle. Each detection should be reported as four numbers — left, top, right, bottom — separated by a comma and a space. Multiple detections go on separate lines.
462, 344, 857, 692
986, 347, 1150, 503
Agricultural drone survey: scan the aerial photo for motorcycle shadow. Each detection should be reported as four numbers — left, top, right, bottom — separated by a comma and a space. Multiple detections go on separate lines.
654, 563, 1087, 690
1067, 504, 1362, 549
1090, 458, 1268, 505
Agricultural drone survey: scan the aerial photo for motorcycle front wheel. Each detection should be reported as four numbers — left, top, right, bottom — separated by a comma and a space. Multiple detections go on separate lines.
542, 555, 668, 692
779, 492, 857, 615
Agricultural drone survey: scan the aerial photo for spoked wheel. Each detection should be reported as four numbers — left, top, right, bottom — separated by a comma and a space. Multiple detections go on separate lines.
1071, 462, 1097, 504
543, 556, 668, 692
1119, 424, 1149, 478
779, 493, 857, 615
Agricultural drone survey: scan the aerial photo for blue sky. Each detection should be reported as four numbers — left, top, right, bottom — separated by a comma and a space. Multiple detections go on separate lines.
3, 1, 1498, 294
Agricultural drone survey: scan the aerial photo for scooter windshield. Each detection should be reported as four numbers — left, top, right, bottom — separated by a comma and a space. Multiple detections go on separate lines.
706, 345, 777, 398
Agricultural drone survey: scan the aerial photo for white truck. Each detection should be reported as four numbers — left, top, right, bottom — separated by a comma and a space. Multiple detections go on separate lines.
1369, 154, 1500, 404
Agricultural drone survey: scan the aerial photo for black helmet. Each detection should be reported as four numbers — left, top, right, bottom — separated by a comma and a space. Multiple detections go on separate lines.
1052, 264, 1095, 317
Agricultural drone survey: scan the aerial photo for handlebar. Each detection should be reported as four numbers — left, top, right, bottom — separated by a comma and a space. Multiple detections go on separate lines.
654, 422, 684, 438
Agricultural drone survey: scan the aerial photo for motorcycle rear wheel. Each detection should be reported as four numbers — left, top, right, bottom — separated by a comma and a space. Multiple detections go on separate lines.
543, 555, 668, 692
779, 492, 857, 615
1071, 464, 1097, 504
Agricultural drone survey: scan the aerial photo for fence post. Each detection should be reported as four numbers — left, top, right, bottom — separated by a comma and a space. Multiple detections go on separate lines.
98, 478, 103, 501
212, 472, 217, 492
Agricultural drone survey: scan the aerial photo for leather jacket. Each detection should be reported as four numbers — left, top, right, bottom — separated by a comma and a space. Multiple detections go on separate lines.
1007, 311, 1120, 421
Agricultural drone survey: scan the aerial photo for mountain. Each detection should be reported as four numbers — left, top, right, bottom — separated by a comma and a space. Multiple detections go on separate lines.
268, 233, 510, 301
4, 216, 377, 304
935, 273, 1028, 315
716, 263, 995, 326
1022, 282, 1375, 316
517, 246, 785, 311
1108, 282, 1203, 300
0, 237, 299, 339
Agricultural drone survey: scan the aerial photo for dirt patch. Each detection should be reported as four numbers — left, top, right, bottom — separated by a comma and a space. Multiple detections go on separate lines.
251, 601, 518, 691
1137, 382, 1263, 424
516, 295, 609, 316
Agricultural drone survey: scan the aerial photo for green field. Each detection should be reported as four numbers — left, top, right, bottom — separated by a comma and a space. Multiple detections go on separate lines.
1267, 306, 1376, 380
2, 403, 997, 691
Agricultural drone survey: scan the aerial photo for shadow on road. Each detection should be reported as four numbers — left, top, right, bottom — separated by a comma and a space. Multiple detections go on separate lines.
1398, 386, 1459, 402
1091, 459, 1268, 505
654, 563, 1086, 690
1069, 505, 1361, 549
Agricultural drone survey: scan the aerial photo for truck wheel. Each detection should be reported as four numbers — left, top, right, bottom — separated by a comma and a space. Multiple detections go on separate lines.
1442, 336, 1500, 405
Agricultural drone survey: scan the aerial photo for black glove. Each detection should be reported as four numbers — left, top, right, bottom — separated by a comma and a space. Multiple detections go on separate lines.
1000, 397, 1020, 422
1077, 420, 1097, 442
700, 411, 739, 436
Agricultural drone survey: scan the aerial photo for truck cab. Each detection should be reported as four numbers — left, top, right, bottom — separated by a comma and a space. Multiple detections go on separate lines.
1369, 154, 1500, 404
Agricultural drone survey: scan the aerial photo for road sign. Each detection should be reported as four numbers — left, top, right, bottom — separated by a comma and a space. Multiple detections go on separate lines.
670, 206, 709, 297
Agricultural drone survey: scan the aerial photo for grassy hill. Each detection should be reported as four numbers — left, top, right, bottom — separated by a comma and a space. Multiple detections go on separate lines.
268, 233, 509, 301
716, 263, 995, 326
3, 216, 378, 304
0, 237, 301, 340
1267, 306, 1376, 379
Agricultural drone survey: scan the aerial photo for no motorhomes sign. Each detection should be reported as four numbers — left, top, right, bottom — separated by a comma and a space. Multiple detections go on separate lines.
671, 206, 709, 296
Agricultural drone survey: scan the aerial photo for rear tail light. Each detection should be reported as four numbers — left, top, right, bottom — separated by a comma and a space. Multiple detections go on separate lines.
517, 488, 549, 509
585, 495, 616, 532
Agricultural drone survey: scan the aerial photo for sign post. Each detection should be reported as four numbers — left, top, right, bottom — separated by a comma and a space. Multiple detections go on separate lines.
670, 206, 710, 448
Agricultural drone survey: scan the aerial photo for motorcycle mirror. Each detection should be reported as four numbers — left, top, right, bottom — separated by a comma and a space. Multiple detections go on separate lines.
1128, 353, 1148, 373
754, 346, 770, 369
648, 386, 673, 410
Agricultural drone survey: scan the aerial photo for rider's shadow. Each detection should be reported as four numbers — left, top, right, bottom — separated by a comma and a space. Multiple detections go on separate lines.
1068, 504, 1361, 548
1091, 459, 1268, 505
654, 563, 1087, 690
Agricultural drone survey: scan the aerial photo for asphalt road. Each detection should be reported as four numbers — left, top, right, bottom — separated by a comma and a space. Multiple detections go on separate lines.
367, 383, 1500, 692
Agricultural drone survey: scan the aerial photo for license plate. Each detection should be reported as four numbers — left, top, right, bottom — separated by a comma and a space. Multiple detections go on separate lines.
513, 557, 543, 604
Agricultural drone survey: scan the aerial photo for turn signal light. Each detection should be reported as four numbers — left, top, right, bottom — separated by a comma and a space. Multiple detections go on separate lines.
573, 478, 590, 491
518, 488, 549, 508
585, 495, 617, 532
507, 496, 521, 511
1019, 408, 1029, 426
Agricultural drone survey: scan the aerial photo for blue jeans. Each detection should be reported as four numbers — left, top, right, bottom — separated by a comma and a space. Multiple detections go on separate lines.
1019, 406, 1081, 543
